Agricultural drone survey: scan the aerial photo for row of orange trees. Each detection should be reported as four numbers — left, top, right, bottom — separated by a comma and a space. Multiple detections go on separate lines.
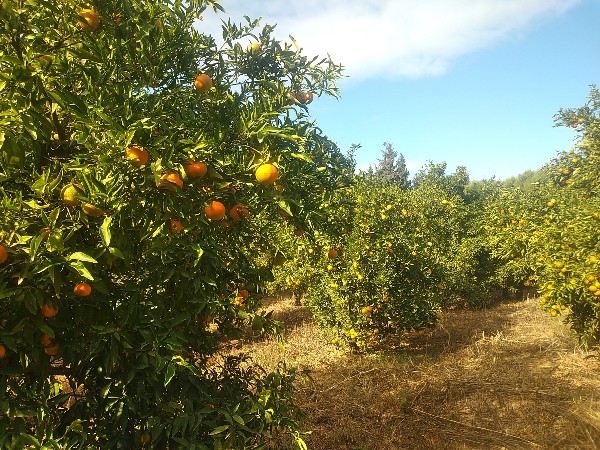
269, 87, 600, 352
483, 86, 600, 346
0, 0, 350, 448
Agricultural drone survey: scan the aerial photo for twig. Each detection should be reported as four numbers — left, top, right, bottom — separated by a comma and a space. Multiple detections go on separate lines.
409, 407, 543, 448
320, 367, 379, 393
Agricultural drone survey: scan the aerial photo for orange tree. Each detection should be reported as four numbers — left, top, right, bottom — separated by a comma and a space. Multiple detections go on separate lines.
280, 164, 477, 348
534, 86, 600, 345
480, 86, 600, 349
0, 0, 345, 447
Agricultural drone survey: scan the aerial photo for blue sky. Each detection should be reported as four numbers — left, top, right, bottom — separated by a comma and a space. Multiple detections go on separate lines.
205, 0, 599, 180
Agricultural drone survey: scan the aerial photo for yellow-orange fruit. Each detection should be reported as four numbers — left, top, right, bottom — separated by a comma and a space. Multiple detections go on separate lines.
41, 304, 58, 318
169, 219, 184, 234
194, 74, 213, 93
78, 8, 100, 31
184, 161, 207, 178
255, 164, 279, 184
159, 172, 184, 190
205, 201, 226, 221
74, 282, 92, 297
126, 145, 149, 167
230, 204, 250, 222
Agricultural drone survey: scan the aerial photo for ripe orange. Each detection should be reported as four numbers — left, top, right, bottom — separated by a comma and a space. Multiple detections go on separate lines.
74, 282, 92, 297
0, 344, 6, 358
194, 74, 213, 93
255, 164, 279, 184
0, 244, 7, 264
238, 289, 249, 299
159, 172, 184, 191
220, 219, 230, 228
169, 219, 184, 234
327, 248, 338, 259
44, 342, 60, 356
184, 161, 207, 178
126, 145, 149, 167
41, 304, 58, 318
294, 228, 305, 237
78, 8, 100, 31
40, 334, 52, 347
361, 306, 373, 317
81, 203, 105, 217
204, 200, 226, 221
230, 204, 250, 221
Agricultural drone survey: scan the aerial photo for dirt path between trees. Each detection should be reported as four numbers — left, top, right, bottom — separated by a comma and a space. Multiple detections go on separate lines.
240, 295, 600, 449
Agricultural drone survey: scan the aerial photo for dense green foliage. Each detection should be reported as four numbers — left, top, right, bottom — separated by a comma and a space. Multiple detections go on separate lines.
0, 0, 347, 447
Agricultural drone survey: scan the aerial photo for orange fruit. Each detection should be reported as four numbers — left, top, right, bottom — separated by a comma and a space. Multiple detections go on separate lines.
294, 228, 305, 237
41, 304, 58, 318
302, 92, 314, 104
184, 161, 207, 178
220, 220, 230, 228
44, 342, 60, 356
205, 201, 226, 221
194, 74, 213, 93
159, 172, 184, 191
40, 334, 53, 347
169, 218, 184, 234
248, 42, 261, 55
230, 204, 250, 222
238, 289, 249, 299
126, 145, 149, 167
61, 184, 83, 206
0, 244, 7, 264
327, 248, 338, 259
279, 208, 291, 219
255, 164, 279, 184
0, 344, 6, 358
78, 8, 100, 31
81, 203, 105, 217
74, 282, 92, 297
361, 306, 373, 317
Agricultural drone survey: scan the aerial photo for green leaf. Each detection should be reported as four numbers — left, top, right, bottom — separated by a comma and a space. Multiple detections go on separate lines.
290, 152, 314, 163
209, 425, 229, 435
278, 200, 293, 217
100, 217, 112, 247
69, 261, 94, 280
108, 247, 125, 259
68, 252, 98, 263
0, 287, 19, 300
232, 414, 245, 426
192, 243, 204, 267
37, 322, 55, 338
164, 363, 176, 387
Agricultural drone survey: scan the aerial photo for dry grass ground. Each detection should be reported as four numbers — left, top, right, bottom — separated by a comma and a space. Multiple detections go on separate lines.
237, 294, 600, 450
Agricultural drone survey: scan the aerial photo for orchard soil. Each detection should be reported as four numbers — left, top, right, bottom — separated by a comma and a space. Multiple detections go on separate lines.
229, 294, 600, 449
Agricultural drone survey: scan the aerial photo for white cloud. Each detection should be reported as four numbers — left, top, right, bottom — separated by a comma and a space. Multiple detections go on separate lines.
202, 0, 581, 79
